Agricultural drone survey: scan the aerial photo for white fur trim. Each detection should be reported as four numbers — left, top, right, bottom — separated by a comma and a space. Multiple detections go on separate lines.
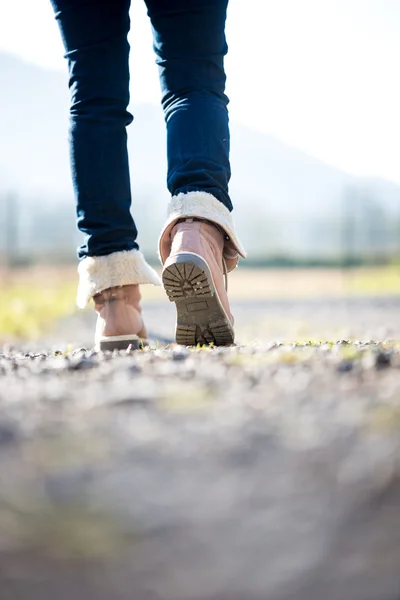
77, 250, 161, 308
158, 191, 247, 261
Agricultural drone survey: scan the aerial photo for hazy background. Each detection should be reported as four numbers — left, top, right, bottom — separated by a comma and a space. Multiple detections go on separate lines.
0, 0, 399, 265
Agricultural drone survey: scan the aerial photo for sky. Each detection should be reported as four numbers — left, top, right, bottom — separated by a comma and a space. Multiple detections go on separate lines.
0, 0, 399, 184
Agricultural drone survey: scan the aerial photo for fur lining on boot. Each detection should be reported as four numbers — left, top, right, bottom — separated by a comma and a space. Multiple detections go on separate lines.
158, 191, 247, 266
77, 250, 161, 308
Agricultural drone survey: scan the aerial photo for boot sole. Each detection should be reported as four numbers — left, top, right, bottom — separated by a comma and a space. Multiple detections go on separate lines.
96, 335, 142, 352
162, 253, 234, 346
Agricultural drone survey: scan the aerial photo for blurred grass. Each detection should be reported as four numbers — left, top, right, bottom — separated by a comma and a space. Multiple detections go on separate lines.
0, 269, 77, 340
1, 264, 400, 340
349, 267, 400, 294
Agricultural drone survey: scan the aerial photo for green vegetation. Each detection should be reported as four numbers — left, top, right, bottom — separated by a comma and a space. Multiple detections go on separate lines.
0, 277, 76, 340
240, 256, 400, 269
1, 263, 400, 340
348, 266, 400, 294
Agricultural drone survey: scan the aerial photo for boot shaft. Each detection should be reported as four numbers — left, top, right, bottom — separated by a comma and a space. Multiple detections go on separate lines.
94, 284, 145, 339
170, 219, 225, 269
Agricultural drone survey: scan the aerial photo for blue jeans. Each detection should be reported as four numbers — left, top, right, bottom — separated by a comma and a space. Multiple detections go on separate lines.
50, 0, 231, 259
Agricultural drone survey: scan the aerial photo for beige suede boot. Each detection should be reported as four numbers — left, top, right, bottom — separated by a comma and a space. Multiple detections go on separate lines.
76, 249, 161, 351
160, 218, 235, 346
93, 284, 147, 351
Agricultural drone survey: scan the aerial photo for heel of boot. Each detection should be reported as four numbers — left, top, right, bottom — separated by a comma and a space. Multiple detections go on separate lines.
162, 253, 215, 302
162, 253, 234, 346
96, 335, 141, 352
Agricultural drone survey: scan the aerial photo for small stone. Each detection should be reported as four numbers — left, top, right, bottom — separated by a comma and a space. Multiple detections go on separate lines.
126, 363, 142, 375
375, 351, 391, 369
172, 346, 190, 361
72, 348, 88, 356
45, 357, 70, 371
337, 359, 354, 373
126, 344, 141, 355
68, 357, 98, 371
0, 421, 19, 446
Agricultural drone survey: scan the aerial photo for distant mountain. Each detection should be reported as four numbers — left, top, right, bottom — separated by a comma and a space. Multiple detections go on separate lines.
0, 52, 399, 259
0, 53, 71, 196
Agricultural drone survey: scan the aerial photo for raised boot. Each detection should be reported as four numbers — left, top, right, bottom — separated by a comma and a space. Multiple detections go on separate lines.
159, 192, 246, 346
161, 218, 235, 346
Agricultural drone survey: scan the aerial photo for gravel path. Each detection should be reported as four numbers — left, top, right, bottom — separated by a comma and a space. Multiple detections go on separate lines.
0, 297, 400, 600
44, 295, 400, 348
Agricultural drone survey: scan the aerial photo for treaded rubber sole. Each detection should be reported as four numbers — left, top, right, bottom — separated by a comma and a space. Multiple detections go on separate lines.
162, 253, 234, 347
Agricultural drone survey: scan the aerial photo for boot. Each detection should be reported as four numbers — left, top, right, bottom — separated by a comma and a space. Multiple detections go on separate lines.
161, 218, 235, 346
93, 284, 147, 351
76, 249, 161, 351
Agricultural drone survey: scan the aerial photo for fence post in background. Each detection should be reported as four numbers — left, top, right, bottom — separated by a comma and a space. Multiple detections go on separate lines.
5, 192, 18, 269
341, 185, 357, 268
397, 201, 400, 262
340, 185, 358, 296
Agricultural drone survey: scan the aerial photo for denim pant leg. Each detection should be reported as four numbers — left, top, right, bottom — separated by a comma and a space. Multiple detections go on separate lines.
145, 0, 233, 211
50, 0, 138, 259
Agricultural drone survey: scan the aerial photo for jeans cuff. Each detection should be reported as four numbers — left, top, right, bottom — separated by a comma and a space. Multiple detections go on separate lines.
77, 249, 161, 308
158, 191, 247, 268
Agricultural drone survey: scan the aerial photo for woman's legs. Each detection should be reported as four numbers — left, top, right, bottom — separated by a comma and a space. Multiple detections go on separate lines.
146, 0, 246, 344
50, 0, 160, 313
50, 0, 245, 345
51, 0, 136, 258
145, 0, 232, 209
144, 0, 245, 258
